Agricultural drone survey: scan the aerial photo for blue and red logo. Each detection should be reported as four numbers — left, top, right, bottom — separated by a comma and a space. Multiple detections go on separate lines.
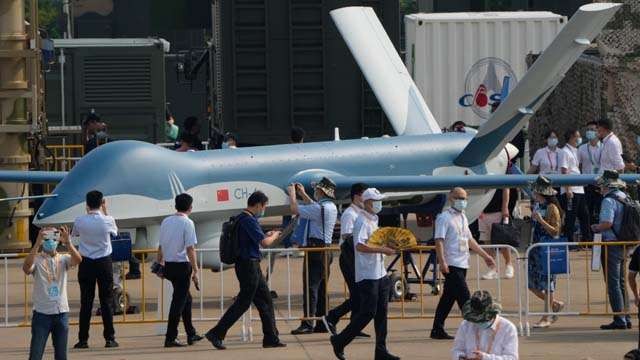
458, 57, 517, 120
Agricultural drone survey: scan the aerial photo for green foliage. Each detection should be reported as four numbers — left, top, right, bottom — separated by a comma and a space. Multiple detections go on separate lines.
38, 0, 62, 38
400, 0, 417, 14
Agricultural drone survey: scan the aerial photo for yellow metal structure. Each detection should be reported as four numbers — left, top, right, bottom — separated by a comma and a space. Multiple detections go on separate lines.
0, 0, 42, 250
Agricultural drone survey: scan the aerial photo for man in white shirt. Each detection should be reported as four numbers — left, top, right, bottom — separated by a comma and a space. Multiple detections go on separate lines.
578, 121, 603, 225
431, 188, 496, 340
157, 193, 203, 347
330, 188, 399, 360
452, 290, 518, 360
24, 226, 82, 360
71, 190, 119, 349
324, 183, 370, 337
559, 129, 592, 242
289, 177, 339, 334
597, 118, 625, 173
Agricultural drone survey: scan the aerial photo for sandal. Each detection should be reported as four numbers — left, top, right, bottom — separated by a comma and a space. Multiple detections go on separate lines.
533, 319, 552, 328
551, 301, 565, 323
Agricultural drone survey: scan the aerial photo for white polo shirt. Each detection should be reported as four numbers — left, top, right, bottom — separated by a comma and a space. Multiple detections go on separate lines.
531, 146, 560, 175
578, 142, 601, 174
558, 144, 584, 195
298, 199, 338, 245
599, 132, 625, 172
353, 211, 386, 282
340, 205, 362, 241
30, 254, 72, 315
72, 211, 118, 259
159, 213, 198, 263
435, 208, 472, 269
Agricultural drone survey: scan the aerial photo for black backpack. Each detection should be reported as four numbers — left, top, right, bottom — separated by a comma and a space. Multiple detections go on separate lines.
219, 212, 246, 265
607, 193, 640, 242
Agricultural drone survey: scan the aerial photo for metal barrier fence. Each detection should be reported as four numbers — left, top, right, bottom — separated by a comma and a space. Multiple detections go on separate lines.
0, 244, 522, 334
524, 240, 640, 336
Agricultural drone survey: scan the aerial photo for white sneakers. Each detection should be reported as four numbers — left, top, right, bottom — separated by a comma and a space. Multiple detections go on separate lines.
481, 264, 515, 280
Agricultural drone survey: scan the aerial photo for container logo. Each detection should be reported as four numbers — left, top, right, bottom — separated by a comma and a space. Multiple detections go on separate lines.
458, 57, 518, 120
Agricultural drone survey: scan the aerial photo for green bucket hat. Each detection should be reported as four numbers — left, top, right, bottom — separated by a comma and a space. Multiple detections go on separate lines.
462, 290, 502, 323
596, 170, 627, 189
531, 175, 557, 196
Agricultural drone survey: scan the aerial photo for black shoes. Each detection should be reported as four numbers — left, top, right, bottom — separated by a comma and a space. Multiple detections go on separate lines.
263, 341, 287, 348
356, 332, 371, 338
73, 342, 88, 349
375, 351, 401, 360
187, 334, 204, 345
205, 330, 226, 350
600, 322, 628, 330
430, 329, 454, 340
165, 339, 187, 348
291, 324, 314, 335
314, 324, 329, 333
322, 316, 338, 336
330, 335, 346, 360
105, 339, 119, 348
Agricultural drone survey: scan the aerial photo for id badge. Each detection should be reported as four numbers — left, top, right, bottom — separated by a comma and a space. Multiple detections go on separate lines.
47, 284, 60, 300
459, 237, 469, 252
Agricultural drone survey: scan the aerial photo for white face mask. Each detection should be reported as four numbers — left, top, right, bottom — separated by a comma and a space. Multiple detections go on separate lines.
371, 201, 383, 214
585, 130, 597, 141
576, 137, 582, 146
453, 199, 467, 211
547, 137, 558, 147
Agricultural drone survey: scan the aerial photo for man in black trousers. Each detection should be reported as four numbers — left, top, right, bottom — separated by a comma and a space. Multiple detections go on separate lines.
157, 193, 203, 347
205, 191, 286, 349
72, 190, 118, 349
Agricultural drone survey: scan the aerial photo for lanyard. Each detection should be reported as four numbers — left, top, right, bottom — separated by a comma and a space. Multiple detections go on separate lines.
40, 254, 61, 284
546, 148, 558, 172
599, 134, 613, 165
449, 209, 467, 239
475, 320, 501, 354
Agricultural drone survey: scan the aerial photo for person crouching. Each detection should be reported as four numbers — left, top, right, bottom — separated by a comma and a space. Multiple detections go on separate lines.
452, 290, 519, 360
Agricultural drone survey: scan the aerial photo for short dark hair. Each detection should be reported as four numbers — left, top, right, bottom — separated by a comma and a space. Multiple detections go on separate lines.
224, 132, 237, 143
544, 130, 558, 139
248, 191, 269, 207
86, 190, 103, 209
165, 108, 173, 121
564, 128, 578, 142
350, 183, 368, 200
84, 112, 100, 125
586, 120, 598, 127
180, 133, 195, 145
183, 116, 201, 132
291, 127, 305, 143
175, 193, 193, 212
597, 118, 612, 130
452, 121, 466, 128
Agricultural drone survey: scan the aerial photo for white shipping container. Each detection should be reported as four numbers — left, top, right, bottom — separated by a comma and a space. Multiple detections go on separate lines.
405, 12, 566, 128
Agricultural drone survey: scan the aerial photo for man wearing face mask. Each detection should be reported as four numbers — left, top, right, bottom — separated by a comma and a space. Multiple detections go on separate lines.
431, 188, 496, 340
578, 121, 603, 224
323, 183, 371, 338
330, 188, 400, 360
597, 118, 625, 173
559, 129, 592, 243
452, 290, 519, 360
24, 226, 82, 360
205, 191, 285, 350
289, 177, 339, 335
528, 131, 560, 175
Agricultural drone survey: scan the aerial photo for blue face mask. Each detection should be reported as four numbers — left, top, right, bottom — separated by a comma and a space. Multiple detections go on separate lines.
453, 199, 468, 212
476, 320, 494, 330
636, 136, 640, 146
576, 137, 582, 146
256, 208, 265, 218
221, 142, 229, 149
585, 130, 597, 141
371, 201, 383, 214
42, 239, 58, 253
547, 137, 558, 148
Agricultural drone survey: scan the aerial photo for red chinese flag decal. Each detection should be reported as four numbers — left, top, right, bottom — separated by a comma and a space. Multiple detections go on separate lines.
217, 189, 229, 202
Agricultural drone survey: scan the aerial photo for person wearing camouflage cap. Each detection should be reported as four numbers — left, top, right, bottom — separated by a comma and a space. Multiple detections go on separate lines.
592, 170, 633, 330
452, 290, 519, 360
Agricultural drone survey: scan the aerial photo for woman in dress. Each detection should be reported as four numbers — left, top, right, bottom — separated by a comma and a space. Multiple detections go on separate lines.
528, 176, 565, 328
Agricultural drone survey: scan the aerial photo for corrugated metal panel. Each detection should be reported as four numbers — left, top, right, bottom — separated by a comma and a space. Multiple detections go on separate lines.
405, 12, 566, 128
83, 56, 153, 103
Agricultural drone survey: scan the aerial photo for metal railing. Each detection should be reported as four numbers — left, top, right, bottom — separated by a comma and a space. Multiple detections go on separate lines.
524, 240, 640, 336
